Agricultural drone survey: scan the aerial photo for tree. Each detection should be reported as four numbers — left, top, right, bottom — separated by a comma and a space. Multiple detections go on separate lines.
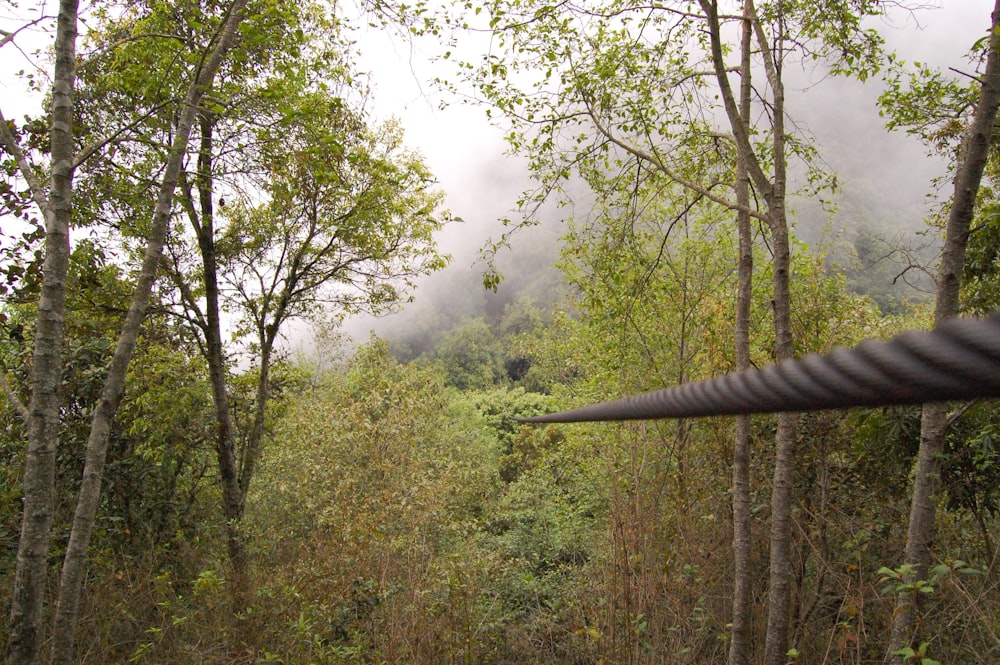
435, 317, 505, 390
0, 243, 221, 661
729, 7, 754, 663
883, 2, 1000, 660
154, 23, 449, 595
698, 4, 801, 660
0, 2, 80, 661
0, 0, 249, 661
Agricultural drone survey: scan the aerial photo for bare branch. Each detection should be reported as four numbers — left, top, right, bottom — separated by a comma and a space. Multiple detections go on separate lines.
0, 16, 54, 49
950, 66, 983, 85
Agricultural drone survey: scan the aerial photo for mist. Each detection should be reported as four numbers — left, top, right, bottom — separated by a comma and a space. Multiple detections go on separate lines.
316, 1, 992, 359
338, 152, 567, 359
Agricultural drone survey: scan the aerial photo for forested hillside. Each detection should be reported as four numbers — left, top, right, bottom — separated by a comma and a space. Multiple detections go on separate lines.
1, 1, 999, 664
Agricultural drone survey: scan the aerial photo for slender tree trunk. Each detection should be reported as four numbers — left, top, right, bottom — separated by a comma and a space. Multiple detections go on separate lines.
237, 253, 301, 513
47, 4, 250, 663
756, 15, 799, 663
189, 112, 292, 605
190, 114, 293, 607
189, 111, 251, 600
886, 2, 1000, 660
762, 183, 799, 664
763, 217, 798, 665
5, 1, 79, 663
729, 5, 754, 664
239, 339, 273, 509
701, 1, 797, 661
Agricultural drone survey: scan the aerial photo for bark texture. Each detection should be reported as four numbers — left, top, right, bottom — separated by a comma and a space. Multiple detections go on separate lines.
746, 10, 799, 664
886, 2, 1000, 660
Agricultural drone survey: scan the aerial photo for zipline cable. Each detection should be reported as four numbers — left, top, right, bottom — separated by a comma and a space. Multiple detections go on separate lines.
519, 313, 1000, 423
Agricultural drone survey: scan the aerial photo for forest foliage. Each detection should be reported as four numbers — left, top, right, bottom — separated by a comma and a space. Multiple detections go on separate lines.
1, 1, 999, 664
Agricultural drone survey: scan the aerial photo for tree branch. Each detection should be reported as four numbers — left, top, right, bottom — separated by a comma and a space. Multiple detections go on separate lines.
0, 107, 49, 212
582, 96, 767, 222
72, 98, 178, 168
0, 370, 29, 422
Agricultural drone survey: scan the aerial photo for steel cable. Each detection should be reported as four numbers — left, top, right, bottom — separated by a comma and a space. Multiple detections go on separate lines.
520, 313, 1000, 423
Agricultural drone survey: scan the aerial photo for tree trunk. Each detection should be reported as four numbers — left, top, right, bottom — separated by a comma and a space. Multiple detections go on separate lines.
5, 1, 79, 663
47, 4, 250, 663
188, 111, 251, 600
701, 1, 797, 662
729, 5, 754, 663
763, 166, 797, 665
886, 2, 1000, 660
763, 218, 798, 665
188, 101, 295, 611
239, 300, 291, 509
239, 339, 273, 510
731, 9, 800, 663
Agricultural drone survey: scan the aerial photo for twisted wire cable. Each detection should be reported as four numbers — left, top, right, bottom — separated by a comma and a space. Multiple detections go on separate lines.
520, 313, 1000, 423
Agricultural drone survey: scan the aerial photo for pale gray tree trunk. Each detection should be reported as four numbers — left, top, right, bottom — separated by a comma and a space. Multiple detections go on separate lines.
886, 2, 1000, 660
750, 11, 799, 662
762, 171, 798, 665
2, 1, 79, 662
729, 4, 754, 664
701, 2, 797, 662
48, 4, 249, 663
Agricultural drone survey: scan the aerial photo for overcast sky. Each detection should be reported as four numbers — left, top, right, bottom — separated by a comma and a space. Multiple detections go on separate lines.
1, 1, 992, 249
